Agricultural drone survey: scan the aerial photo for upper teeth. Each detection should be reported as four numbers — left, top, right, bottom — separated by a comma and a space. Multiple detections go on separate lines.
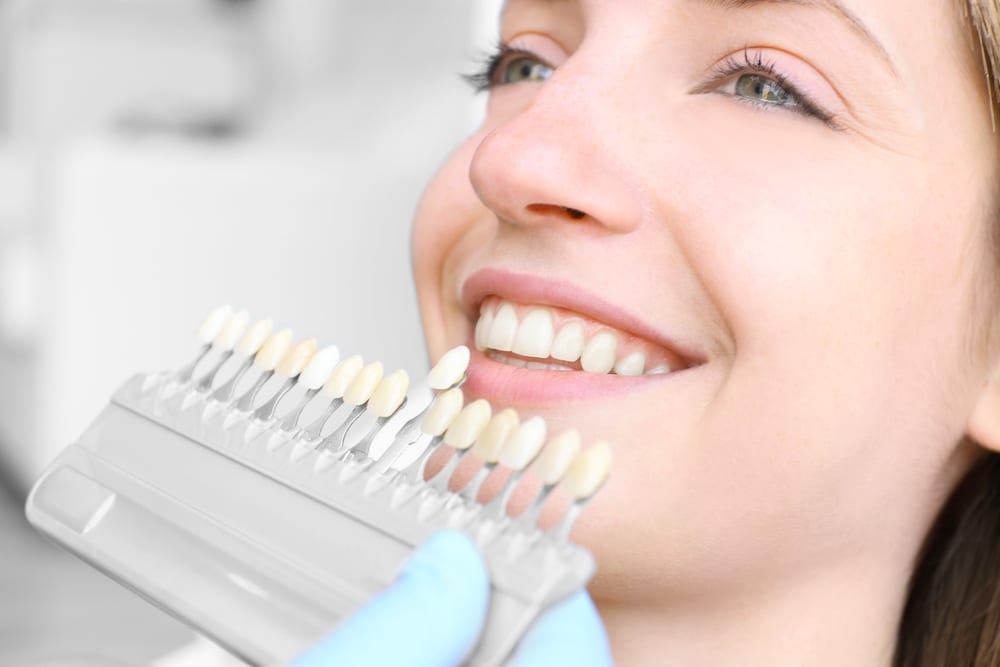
474, 299, 675, 377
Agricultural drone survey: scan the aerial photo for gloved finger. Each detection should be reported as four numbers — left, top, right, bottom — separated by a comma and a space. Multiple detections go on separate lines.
507, 590, 613, 667
289, 530, 490, 667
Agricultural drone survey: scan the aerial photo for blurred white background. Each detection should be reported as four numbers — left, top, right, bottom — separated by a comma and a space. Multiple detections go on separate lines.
0, 1, 502, 664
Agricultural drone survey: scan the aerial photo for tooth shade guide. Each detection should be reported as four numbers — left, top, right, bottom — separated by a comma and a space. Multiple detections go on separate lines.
427, 345, 470, 390
237, 317, 275, 356
323, 355, 365, 399
214, 309, 250, 350
195, 305, 233, 345
275, 338, 318, 378
254, 329, 294, 371
298, 345, 341, 390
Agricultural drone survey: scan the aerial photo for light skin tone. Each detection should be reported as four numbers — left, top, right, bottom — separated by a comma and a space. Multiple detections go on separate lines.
412, 0, 1000, 664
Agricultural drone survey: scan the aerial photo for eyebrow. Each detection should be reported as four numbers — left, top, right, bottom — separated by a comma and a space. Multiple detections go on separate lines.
699, 0, 897, 76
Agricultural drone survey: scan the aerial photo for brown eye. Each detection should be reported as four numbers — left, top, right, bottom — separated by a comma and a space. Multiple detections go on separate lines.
734, 74, 794, 106
500, 57, 553, 85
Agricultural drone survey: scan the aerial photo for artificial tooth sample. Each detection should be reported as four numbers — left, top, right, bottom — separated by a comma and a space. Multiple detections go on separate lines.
215, 309, 250, 350
614, 351, 646, 377
368, 370, 410, 418
499, 416, 547, 470
298, 346, 341, 390
513, 309, 555, 358
254, 329, 294, 370
421, 387, 464, 436
196, 305, 233, 345
443, 399, 492, 450
343, 362, 384, 406
580, 332, 618, 374
533, 429, 582, 485
564, 442, 613, 499
276, 338, 318, 378
323, 355, 364, 398
237, 318, 274, 356
550, 322, 585, 362
427, 346, 470, 390
475, 306, 495, 350
471, 409, 519, 464
487, 303, 518, 352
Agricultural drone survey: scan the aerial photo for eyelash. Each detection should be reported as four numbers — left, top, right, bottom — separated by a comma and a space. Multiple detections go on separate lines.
464, 43, 840, 129
706, 48, 837, 127
462, 43, 539, 93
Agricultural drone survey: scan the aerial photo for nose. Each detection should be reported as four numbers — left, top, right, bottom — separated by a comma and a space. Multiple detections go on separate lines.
468, 69, 644, 235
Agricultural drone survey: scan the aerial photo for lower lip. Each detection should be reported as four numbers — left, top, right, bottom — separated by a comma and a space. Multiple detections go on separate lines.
463, 344, 660, 405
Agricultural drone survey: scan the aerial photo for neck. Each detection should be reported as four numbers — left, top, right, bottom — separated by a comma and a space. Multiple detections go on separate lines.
595, 555, 910, 667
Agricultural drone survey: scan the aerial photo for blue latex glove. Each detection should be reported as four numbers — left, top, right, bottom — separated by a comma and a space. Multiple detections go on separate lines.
289, 530, 613, 667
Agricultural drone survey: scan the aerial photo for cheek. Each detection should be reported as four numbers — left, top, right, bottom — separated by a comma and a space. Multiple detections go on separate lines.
412, 135, 487, 359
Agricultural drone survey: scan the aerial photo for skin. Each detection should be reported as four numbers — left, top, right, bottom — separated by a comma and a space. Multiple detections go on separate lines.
412, 0, 1000, 664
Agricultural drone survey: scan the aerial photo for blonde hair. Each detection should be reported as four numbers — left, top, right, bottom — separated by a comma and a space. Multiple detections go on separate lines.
970, 0, 1000, 122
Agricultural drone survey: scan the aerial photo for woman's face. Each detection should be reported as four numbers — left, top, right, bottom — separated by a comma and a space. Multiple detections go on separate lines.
412, 0, 998, 602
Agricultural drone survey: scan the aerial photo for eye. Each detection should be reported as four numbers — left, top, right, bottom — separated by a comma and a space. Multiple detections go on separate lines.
499, 56, 553, 85
733, 74, 794, 107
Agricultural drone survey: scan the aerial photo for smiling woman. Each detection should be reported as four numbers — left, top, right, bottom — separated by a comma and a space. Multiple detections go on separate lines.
297, 0, 1000, 665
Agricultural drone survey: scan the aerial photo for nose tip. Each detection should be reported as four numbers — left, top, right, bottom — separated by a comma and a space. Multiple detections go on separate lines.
468, 102, 643, 235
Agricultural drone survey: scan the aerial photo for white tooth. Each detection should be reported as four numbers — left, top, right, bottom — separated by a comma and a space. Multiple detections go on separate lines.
343, 361, 384, 406
581, 332, 618, 374
533, 429, 582, 485
443, 399, 492, 450
367, 370, 410, 418
322, 354, 363, 398
196, 305, 233, 345
487, 303, 518, 351
471, 408, 519, 464
614, 351, 646, 376
551, 321, 585, 362
645, 365, 672, 376
427, 345, 470, 390
512, 308, 555, 359
214, 309, 249, 350
563, 442, 613, 500
275, 338, 317, 378
475, 307, 494, 351
499, 416, 547, 470
237, 317, 274, 356
421, 387, 464, 436
298, 345, 341, 390
253, 329, 293, 371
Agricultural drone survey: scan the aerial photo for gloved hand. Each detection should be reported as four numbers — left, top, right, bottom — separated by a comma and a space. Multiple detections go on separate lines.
289, 530, 613, 667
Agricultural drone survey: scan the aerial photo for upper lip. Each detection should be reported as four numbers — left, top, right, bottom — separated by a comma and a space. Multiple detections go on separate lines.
460, 268, 707, 367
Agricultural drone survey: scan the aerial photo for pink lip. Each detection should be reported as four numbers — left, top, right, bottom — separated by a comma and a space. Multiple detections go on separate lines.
459, 268, 705, 405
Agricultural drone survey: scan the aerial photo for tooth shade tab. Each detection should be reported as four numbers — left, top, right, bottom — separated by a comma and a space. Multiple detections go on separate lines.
196, 305, 232, 345
487, 303, 518, 352
614, 351, 646, 376
581, 332, 618, 374
214, 309, 249, 350
237, 317, 274, 356
427, 346, 470, 390
343, 361, 384, 406
550, 321, 585, 362
298, 345, 341, 390
275, 338, 317, 378
421, 387, 464, 436
512, 309, 554, 358
323, 355, 364, 399
471, 408, 519, 463
253, 329, 294, 371
533, 430, 582, 485
367, 370, 409, 418
564, 442, 613, 500
499, 416, 547, 470
443, 399, 492, 450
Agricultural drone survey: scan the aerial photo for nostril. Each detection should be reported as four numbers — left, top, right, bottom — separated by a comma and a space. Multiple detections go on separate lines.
525, 204, 588, 221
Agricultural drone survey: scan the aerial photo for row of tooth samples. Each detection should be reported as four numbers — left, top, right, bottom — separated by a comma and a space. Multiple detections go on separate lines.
475, 299, 674, 376
165, 307, 611, 539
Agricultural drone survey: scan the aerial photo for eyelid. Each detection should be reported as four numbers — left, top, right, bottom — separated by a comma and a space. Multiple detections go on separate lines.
694, 48, 842, 129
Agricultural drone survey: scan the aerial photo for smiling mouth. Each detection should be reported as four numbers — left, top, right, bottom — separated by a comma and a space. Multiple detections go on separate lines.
473, 296, 689, 377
